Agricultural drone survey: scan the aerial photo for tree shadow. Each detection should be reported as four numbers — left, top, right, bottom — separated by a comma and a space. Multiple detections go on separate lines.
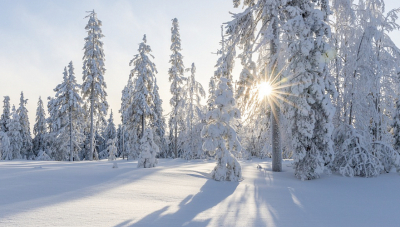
126, 176, 239, 227
0, 159, 169, 219
186, 170, 210, 179
206, 160, 305, 226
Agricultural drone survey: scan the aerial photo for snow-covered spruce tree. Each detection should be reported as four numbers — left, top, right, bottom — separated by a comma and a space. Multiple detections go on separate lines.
7, 107, 23, 160
17, 92, 32, 159
182, 63, 205, 160
82, 10, 108, 161
150, 78, 167, 158
137, 128, 159, 168
0, 96, 11, 133
46, 90, 68, 161
202, 77, 242, 181
67, 61, 85, 161
32, 97, 47, 156
120, 78, 140, 160
283, 0, 336, 180
49, 64, 85, 161
107, 138, 118, 161
46, 100, 67, 160
0, 132, 11, 160
168, 18, 186, 158
123, 35, 157, 160
119, 80, 131, 160
130, 35, 156, 136
33, 98, 51, 162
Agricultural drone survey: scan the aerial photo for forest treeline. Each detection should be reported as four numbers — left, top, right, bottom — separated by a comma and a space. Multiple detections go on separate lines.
1, 0, 400, 181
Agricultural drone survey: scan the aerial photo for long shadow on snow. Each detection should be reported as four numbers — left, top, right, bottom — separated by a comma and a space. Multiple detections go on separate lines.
126, 175, 238, 227
209, 160, 306, 226
0, 159, 185, 219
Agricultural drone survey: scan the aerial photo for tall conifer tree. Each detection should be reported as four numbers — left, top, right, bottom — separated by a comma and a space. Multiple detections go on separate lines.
168, 18, 186, 158
17, 92, 32, 159
82, 10, 108, 161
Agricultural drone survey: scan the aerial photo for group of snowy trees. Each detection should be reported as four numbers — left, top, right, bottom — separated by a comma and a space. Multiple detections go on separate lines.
225, 0, 400, 180
0, 94, 32, 160
0, 11, 117, 162
3, 0, 400, 181
329, 0, 400, 177
119, 18, 207, 164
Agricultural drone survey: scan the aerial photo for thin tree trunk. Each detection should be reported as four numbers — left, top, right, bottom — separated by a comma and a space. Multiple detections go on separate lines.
89, 83, 94, 161
122, 125, 125, 160
348, 32, 365, 126
348, 101, 353, 125
174, 91, 178, 158
271, 18, 282, 172
141, 114, 145, 138
69, 107, 73, 162
334, 31, 341, 124
174, 121, 178, 158
190, 101, 193, 159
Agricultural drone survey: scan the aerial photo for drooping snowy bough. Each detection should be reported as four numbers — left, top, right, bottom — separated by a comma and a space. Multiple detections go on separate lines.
202, 77, 242, 181
137, 129, 159, 168
333, 124, 400, 177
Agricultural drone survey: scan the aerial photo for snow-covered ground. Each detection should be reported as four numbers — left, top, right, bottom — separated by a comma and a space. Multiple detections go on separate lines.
1, 158, 399, 227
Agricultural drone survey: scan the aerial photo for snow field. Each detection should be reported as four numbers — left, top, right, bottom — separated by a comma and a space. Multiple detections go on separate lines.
1, 158, 400, 227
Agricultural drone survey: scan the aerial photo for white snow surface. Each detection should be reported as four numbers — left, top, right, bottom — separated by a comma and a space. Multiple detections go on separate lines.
0, 158, 399, 227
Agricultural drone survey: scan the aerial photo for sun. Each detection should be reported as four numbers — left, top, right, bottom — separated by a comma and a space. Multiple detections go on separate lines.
258, 82, 273, 98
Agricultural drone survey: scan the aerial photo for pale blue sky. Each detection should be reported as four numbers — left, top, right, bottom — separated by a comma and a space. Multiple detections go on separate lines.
0, 0, 399, 128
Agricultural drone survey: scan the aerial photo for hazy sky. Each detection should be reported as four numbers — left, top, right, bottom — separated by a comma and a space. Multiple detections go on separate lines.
0, 0, 399, 130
